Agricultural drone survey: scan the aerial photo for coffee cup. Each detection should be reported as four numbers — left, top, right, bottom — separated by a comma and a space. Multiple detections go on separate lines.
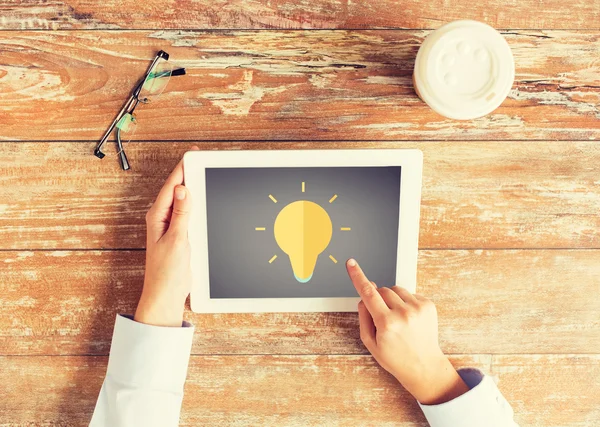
413, 20, 515, 120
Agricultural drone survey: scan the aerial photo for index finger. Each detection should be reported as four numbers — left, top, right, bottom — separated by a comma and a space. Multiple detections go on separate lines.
346, 259, 389, 321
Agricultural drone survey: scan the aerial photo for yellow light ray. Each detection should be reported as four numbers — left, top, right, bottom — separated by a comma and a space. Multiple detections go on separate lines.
269, 194, 277, 203
329, 194, 338, 203
255, 227, 266, 231
329, 255, 338, 264
269, 255, 278, 264
340, 227, 351, 231
302, 182, 306, 193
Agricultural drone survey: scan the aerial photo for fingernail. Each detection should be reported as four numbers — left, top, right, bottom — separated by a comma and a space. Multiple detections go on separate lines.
347, 258, 357, 267
175, 186, 186, 200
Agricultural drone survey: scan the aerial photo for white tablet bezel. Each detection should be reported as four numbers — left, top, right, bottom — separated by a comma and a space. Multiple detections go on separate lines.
184, 149, 423, 313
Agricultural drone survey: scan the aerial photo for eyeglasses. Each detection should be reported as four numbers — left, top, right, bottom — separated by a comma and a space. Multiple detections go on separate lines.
94, 50, 186, 170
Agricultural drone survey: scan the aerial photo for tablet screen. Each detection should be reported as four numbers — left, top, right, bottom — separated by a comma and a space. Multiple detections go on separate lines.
205, 166, 401, 299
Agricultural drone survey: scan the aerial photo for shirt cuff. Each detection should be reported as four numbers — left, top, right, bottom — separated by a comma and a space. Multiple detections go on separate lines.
418, 368, 515, 427
106, 314, 195, 394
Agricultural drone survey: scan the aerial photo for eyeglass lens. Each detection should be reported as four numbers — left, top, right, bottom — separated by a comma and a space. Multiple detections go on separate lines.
139, 59, 173, 103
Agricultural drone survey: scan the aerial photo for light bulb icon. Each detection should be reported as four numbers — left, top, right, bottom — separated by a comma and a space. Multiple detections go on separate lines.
255, 183, 350, 282
274, 200, 333, 283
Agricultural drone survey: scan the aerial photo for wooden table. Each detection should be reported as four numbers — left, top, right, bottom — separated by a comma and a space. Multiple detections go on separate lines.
1, 2, 599, 426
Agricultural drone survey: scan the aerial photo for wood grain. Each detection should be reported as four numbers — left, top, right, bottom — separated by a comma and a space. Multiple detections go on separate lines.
1, 354, 598, 426
2, 1, 599, 425
1, 142, 598, 250
1, 249, 598, 356
491, 355, 600, 427
1, 31, 599, 141
2, 0, 600, 30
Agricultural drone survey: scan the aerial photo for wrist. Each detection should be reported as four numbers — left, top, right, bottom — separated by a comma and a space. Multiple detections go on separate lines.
399, 354, 470, 405
134, 291, 186, 327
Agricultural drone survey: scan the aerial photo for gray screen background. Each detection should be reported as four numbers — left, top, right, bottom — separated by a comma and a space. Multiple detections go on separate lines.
205, 166, 401, 298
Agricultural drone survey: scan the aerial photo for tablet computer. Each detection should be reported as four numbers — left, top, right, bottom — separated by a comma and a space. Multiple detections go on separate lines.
184, 149, 423, 313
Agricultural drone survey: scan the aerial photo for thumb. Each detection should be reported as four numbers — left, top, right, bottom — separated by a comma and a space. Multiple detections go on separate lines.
168, 185, 191, 237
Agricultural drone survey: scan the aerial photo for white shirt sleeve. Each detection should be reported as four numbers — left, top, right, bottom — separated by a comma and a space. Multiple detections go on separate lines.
90, 314, 194, 427
419, 368, 519, 427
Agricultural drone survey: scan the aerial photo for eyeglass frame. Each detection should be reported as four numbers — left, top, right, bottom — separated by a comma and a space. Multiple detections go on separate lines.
94, 50, 185, 170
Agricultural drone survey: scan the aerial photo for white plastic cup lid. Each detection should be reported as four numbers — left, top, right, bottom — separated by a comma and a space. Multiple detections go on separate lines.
414, 20, 515, 120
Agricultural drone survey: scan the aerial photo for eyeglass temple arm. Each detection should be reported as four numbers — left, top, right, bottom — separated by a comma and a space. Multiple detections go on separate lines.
115, 127, 131, 171
94, 95, 137, 158
94, 51, 170, 158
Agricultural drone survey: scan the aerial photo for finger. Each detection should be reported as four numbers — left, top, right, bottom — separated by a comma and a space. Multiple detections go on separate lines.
146, 147, 199, 242
413, 293, 435, 310
378, 287, 406, 309
152, 146, 200, 216
390, 285, 419, 306
357, 301, 376, 351
346, 259, 389, 320
153, 162, 183, 215
165, 185, 192, 238
413, 293, 429, 302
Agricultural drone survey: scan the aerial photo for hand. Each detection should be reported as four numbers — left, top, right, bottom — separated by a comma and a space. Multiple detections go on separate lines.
134, 147, 198, 327
346, 258, 469, 405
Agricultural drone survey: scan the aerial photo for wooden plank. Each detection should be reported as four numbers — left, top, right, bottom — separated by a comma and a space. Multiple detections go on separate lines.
1, 354, 598, 426
1, 250, 598, 356
1, 142, 598, 250
2, 0, 600, 30
0, 31, 599, 141
491, 355, 600, 427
